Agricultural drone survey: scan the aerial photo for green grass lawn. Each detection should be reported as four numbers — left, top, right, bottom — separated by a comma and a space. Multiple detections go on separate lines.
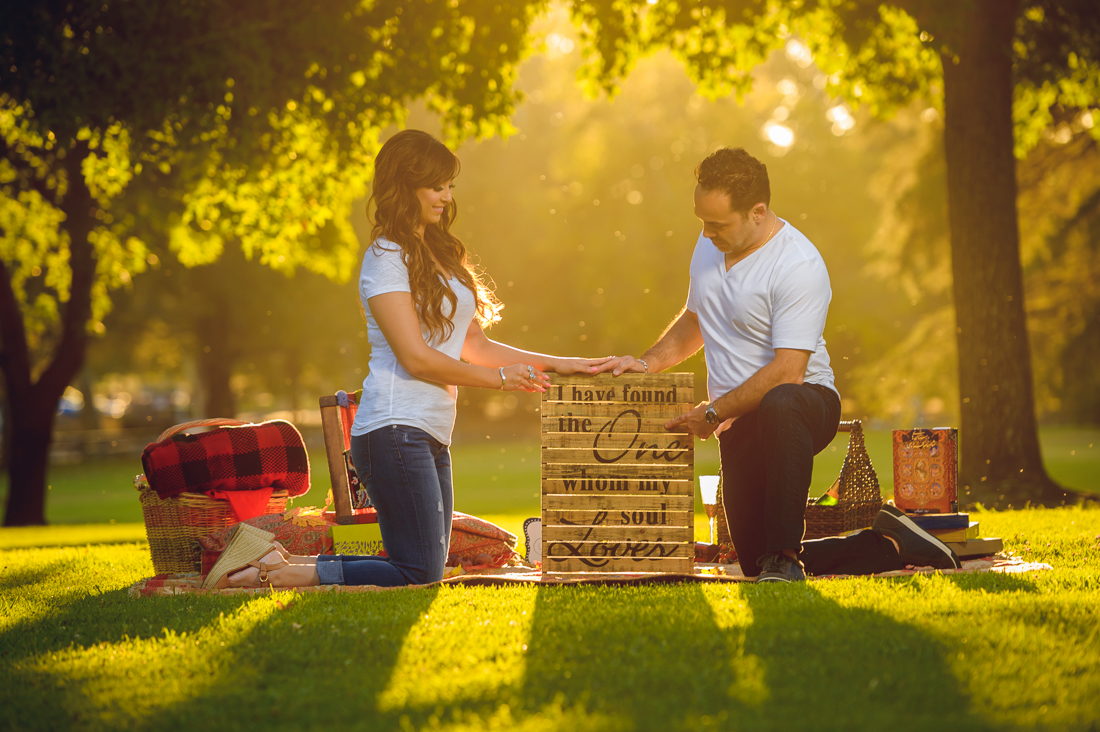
1, 508, 1098, 731
1, 427, 1100, 729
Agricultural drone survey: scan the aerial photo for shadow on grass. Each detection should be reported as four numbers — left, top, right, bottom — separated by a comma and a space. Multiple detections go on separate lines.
0, 559, 69, 591
165, 579, 1010, 731
0, 584, 441, 731
125, 587, 444, 731
1, 574, 1035, 731
734, 582, 993, 731
940, 570, 1041, 594
514, 583, 734, 728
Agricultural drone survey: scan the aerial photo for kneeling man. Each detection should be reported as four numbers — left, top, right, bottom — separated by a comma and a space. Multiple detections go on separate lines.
608, 147, 960, 582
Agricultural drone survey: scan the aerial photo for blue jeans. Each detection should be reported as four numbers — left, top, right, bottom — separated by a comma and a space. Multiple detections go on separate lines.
316, 425, 453, 587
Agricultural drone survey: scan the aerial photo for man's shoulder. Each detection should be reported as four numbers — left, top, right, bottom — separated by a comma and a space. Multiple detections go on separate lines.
768, 223, 828, 271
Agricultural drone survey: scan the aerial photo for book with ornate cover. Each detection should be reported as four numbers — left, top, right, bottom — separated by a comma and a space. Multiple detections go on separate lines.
893, 428, 959, 514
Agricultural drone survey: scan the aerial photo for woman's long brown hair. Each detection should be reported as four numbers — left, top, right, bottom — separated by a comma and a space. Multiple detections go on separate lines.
366, 129, 502, 343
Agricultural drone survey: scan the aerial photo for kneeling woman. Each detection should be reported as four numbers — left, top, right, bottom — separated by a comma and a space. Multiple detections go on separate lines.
225, 130, 610, 588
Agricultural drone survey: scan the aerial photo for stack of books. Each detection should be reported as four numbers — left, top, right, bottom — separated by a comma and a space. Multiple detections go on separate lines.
908, 511, 1003, 558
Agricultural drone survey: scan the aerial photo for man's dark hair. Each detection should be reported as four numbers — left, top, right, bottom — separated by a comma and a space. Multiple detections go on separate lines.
695, 147, 770, 212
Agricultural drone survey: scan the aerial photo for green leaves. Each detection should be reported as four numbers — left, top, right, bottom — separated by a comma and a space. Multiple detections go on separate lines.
569, 0, 1097, 156
0, 0, 549, 360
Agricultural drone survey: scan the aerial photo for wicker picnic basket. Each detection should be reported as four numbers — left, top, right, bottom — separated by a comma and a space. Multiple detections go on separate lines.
716, 419, 883, 545
135, 419, 290, 574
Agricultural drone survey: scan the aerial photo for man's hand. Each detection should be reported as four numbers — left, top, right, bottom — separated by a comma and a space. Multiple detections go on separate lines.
606, 355, 649, 376
665, 402, 732, 440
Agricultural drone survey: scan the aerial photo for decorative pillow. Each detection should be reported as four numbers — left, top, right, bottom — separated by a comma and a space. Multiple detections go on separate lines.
198, 507, 335, 556
447, 512, 519, 569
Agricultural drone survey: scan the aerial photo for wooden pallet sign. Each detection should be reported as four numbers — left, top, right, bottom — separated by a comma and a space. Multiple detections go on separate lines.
541, 373, 695, 575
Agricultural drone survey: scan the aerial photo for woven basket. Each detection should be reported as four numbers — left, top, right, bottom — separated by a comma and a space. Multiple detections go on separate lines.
715, 419, 883, 545
804, 420, 883, 539
135, 475, 289, 574
135, 418, 291, 574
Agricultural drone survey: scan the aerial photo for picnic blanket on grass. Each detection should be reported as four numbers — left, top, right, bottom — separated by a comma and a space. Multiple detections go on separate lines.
129, 555, 1052, 597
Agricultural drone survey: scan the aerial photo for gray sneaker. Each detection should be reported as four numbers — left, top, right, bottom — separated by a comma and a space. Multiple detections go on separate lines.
756, 552, 807, 583
873, 505, 962, 569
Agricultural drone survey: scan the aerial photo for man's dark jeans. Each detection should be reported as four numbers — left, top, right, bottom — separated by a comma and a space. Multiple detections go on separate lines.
316, 425, 453, 587
719, 383, 902, 577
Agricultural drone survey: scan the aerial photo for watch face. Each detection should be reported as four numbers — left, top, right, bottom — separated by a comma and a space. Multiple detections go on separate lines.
706, 406, 718, 424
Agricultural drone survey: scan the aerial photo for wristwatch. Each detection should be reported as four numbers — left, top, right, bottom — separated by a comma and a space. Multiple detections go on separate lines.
705, 403, 719, 425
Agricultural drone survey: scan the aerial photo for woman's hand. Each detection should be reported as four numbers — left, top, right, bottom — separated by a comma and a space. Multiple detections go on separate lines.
500, 363, 551, 392
546, 356, 618, 375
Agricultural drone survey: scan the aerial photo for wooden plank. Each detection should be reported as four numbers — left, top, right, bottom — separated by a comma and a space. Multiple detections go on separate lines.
541, 402, 691, 420
542, 415, 688, 434
541, 477, 693, 496
543, 382, 693, 404
543, 525, 693, 542
541, 432, 693, 451
319, 401, 354, 522
543, 494, 694, 511
542, 447, 692, 466
540, 372, 696, 577
543, 539, 694, 560
543, 538, 694, 560
545, 510, 690, 528
541, 463, 693, 480
548, 373, 695, 388
543, 557, 694, 574
544, 509, 694, 526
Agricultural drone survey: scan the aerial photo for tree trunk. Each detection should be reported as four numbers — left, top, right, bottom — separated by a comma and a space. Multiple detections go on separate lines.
196, 300, 236, 419
940, 0, 1073, 508
0, 142, 97, 526
2, 390, 55, 526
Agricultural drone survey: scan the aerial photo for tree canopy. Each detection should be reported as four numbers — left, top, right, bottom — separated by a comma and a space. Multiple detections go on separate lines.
565, 0, 1099, 507
0, 0, 542, 525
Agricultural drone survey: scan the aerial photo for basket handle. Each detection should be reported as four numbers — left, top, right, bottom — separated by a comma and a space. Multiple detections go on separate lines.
156, 418, 251, 443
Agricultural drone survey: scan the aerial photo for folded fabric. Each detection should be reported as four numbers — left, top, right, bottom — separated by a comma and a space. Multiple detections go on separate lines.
205, 487, 275, 523
141, 420, 310, 499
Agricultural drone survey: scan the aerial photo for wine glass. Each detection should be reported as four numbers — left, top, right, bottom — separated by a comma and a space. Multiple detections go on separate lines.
699, 475, 720, 546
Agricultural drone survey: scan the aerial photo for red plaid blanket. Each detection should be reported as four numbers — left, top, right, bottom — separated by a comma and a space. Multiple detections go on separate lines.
141, 420, 310, 499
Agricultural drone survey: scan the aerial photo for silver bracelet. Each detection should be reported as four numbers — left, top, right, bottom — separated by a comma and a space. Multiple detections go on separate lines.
498, 366, 506, 390
637, 358, 650, 373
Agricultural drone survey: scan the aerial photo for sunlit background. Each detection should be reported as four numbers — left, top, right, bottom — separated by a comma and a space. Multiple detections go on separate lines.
42, 8, 1099, 475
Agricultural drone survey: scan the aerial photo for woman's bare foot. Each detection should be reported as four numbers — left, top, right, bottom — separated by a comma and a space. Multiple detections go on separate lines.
226, 562, 320, 588
272, 541, 320, 565
222, 549, 287, 587
268, 564, 321, 586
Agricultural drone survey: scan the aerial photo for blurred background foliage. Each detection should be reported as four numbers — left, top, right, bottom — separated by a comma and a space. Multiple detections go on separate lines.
10, 5, 1100, 446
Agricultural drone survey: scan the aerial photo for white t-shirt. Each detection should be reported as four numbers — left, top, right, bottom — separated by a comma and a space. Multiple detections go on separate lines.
685, 219, 837, 400
351, 238, 475, 445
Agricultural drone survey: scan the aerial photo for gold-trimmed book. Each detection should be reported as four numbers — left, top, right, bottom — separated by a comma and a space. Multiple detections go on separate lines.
928, 522, 980, 543
946, 537, 1003, 558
